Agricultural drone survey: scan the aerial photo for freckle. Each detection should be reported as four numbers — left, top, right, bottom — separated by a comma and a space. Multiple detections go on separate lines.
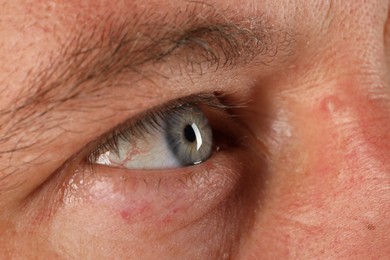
367, 223, 376, 230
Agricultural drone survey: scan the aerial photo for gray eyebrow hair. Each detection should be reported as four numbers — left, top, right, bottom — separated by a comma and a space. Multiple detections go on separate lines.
16, 6, 293, 111
1, 5, 294, 155
0, 4, 296, 193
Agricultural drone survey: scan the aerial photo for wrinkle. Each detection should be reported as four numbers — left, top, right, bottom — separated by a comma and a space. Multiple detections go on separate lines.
0, 9, 291, 156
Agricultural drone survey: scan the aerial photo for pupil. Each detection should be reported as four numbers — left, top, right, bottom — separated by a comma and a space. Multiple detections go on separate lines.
184, 124, 196, 143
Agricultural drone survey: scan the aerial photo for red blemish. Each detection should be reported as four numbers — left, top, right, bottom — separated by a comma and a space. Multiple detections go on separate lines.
120, 210, 130, 220
119, 204, 150, 221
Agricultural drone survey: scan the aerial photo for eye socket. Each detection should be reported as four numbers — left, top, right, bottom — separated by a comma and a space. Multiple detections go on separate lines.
88, 102, 214, 170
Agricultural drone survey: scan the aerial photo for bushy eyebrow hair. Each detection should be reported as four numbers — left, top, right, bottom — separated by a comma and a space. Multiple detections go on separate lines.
0, 4, 294, 155
0, 3, 297, 193
14, 5, 293, 112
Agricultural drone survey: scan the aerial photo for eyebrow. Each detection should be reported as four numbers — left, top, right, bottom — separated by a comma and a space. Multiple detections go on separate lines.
0, 3, 297, 193
19, 6, 293, 105
2, 4, 294, 152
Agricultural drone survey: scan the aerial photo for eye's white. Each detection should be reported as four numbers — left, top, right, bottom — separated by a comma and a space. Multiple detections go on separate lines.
92, 104, 213, 170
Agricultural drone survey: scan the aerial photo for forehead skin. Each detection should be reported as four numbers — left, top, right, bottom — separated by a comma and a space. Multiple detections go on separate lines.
0, 0, 389, 259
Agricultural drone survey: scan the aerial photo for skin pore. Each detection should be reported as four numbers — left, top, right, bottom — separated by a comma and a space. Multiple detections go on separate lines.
0, 0, 389, 259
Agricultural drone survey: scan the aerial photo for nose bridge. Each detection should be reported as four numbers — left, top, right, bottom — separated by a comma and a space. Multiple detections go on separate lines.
303, 0, 390, 118
268, 10, 390, 252
304, 43, 390, 182
280, 0, 390, 199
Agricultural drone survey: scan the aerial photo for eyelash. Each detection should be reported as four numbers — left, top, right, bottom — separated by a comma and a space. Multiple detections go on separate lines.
87, 92, 235, 165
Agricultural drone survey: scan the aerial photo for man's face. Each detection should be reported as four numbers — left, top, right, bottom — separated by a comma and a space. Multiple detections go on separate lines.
0, 0, 389, 258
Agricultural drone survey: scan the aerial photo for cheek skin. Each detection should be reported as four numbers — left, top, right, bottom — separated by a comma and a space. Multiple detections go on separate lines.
46, 150, 250, 259
240, 79, 390, 259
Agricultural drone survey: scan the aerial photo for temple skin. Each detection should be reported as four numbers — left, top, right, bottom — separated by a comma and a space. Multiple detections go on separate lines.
0, 0, 389, 259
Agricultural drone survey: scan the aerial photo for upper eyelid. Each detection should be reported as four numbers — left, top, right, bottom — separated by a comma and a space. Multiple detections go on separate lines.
5, 10, 291, 147
0, 7, 295, 192
111, 92, 229, 134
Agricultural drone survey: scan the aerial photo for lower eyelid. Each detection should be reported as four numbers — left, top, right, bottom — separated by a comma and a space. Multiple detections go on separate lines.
59, 150, 244, 225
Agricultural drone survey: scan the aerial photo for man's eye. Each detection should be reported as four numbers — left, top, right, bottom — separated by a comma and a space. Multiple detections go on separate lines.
88, 103, 214, 170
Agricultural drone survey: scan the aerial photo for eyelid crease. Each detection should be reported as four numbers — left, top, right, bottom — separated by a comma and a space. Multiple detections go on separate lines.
2, 5, 294, 162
